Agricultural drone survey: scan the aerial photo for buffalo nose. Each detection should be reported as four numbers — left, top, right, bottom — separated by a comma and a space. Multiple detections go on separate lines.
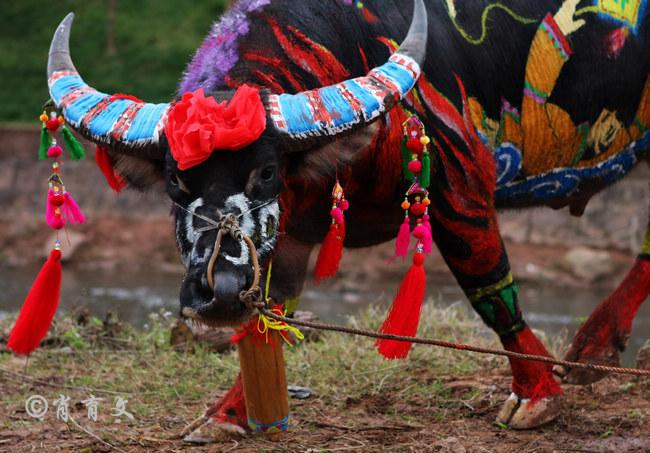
213, 272, 246, 304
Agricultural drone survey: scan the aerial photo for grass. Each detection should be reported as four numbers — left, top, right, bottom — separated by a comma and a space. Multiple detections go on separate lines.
0, 302, 503, 433
0, 0, 228, 122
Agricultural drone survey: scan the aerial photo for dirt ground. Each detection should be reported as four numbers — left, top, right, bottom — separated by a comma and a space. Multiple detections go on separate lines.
2, 372, 649, 452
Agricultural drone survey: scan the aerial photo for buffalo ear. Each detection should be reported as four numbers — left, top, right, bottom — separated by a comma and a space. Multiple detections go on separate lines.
101, 147, 165, 192
284, 122, 379, 185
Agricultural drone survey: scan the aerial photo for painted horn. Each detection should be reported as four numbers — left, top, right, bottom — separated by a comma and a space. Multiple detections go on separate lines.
266, 0, 428, 146
47, 13, 170, 158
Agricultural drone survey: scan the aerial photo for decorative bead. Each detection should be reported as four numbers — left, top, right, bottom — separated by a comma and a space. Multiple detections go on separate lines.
47, 145, 63, 158
407, 160, 422, 173
330, 207, 344, 225
58, 116, 65, 124
39, 113, 49, 123
410, 203, 426, 216
401, 201, 411, 210
412, 224, 427, 239
341, 199, 349, 210
420, 135, 431, 146
406, 138, 424, 153
49, 192, 66, 207
423, 198, 431, 206
46, 118, 60, 133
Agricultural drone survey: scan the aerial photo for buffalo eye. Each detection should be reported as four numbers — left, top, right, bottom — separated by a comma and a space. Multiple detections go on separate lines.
260, 165, 275, 181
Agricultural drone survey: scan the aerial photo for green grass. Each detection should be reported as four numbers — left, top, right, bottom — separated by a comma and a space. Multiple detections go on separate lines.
0, 302, 501, 423
0, 0, 228, 122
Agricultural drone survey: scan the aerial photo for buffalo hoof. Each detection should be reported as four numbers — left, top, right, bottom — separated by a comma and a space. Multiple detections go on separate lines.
183, 417, 246, 444
553, 341, 621, 385
495, 393, 563, 430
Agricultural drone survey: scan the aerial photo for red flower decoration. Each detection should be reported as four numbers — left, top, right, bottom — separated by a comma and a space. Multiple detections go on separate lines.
165, 85, 267, 171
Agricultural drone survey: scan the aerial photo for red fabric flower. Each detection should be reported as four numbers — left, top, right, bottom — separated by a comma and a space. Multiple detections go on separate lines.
165, 85, 267, 171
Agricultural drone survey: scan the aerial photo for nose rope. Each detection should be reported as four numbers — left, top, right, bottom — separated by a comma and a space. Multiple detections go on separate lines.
205, 213, 262, 304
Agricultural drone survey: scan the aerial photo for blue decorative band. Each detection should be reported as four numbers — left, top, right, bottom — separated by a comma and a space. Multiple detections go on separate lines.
48, 70, 170, 146
248, 415, 290, 434
267, 53, 421, 138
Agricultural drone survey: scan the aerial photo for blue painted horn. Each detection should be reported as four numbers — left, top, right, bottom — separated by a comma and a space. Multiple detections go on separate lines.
47, 0, 427, 155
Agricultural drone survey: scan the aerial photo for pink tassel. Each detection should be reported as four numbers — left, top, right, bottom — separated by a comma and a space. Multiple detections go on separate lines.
62, 192, 85, 224
422, 217, 433, 254
395, 218, 411, 258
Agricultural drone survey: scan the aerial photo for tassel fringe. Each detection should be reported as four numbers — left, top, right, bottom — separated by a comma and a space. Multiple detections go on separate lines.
376, 252, 426, 359
61, 125, 86, 160
7, 249, 63, 355
314, 223, 345, 283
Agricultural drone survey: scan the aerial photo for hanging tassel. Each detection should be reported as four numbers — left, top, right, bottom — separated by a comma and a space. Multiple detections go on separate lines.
314, 182, 348, 283
95, 146, 126, 192
395, 217, 411, 258
39, 125, 52, 160
7, 247, 63, 355
376, 251, 426, 359
62, 192, 86, 224
314, 222, 345, 283
61, 125, 86, 160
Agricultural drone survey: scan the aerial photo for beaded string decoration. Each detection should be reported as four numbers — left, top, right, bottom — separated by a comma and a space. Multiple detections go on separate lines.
314, 181, 349, 282
7, 109, 86, 355
377, 115, 434, 359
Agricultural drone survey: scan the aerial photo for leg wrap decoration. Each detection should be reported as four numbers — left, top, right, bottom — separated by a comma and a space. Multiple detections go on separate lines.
467, 272, 526, 338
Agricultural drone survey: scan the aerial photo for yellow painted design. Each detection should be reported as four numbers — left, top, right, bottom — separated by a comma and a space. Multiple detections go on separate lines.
467, 272, 514, 302
598, 0, 643, 27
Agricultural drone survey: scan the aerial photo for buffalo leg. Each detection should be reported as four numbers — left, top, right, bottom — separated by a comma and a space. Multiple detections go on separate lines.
427, 128, 563, 427
557, 218, 650, 384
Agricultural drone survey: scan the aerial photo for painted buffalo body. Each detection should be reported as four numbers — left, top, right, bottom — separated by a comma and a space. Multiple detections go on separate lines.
46, 0, 649, 436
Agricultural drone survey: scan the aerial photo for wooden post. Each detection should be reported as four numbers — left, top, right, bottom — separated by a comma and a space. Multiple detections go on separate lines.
237, 330, 290, 436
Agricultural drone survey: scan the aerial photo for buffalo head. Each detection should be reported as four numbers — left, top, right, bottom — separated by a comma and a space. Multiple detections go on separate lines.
45, 0, 428, 326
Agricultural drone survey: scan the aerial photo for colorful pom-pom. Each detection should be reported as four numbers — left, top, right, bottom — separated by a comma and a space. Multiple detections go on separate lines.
47, 145, 63, 159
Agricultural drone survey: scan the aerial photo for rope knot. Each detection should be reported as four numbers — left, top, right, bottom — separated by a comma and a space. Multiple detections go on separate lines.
217, 213, 243, 241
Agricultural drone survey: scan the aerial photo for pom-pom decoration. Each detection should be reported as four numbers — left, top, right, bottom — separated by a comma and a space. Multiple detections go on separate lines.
7, 108, 86, 356
377, 115, 434, 359
314, 181, 349, 283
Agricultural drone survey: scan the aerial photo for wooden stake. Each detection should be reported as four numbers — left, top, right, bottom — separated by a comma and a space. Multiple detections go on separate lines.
237, 330, 289, 436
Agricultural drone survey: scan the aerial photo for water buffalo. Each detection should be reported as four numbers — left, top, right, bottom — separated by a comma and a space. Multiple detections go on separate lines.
45, 0, 649, 437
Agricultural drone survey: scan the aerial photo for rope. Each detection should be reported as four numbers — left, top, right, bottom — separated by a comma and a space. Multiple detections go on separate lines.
251, 302, 650, 377
194, 205, 650, 378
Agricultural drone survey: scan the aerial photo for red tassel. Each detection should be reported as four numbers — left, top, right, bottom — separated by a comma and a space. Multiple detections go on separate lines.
95, 146, 126, 192
314, 222, 345, 283
7, 249, 62, 355
376, 252, 426, 359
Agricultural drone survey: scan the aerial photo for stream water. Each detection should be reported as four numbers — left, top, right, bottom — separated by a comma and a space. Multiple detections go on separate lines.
1, 266, 648, 366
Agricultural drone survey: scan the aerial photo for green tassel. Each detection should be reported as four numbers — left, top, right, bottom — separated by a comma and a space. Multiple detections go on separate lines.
61, 125, 86, 160
401, 138, 415, 182
420, 151, 431, 189
39, 125, 52, 160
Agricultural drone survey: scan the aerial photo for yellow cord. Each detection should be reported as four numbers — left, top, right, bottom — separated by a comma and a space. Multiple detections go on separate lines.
450, 3, 538, 46
256, 259, 304, 345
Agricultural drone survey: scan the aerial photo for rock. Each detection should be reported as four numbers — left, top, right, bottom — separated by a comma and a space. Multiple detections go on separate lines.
44, 231, 87, 262
636, 340, 650, 370
561, 246, 614, 281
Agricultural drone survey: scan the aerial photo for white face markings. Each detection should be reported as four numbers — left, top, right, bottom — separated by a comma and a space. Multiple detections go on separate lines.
179, 197, 205, 268
222, 193, 253, 266
177, 194, 281, 270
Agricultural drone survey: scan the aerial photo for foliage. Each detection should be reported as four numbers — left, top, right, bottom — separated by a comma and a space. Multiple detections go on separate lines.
0, 0, 228, 122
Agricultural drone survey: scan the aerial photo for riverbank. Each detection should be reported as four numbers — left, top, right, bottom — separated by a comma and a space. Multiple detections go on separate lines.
1, 304, 649, 452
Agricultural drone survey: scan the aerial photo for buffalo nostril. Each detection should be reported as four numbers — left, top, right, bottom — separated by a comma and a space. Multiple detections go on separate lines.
213, 272, 246, 304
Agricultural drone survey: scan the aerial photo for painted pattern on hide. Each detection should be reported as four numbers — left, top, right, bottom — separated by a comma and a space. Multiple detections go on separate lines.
169, 0, 649, 405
